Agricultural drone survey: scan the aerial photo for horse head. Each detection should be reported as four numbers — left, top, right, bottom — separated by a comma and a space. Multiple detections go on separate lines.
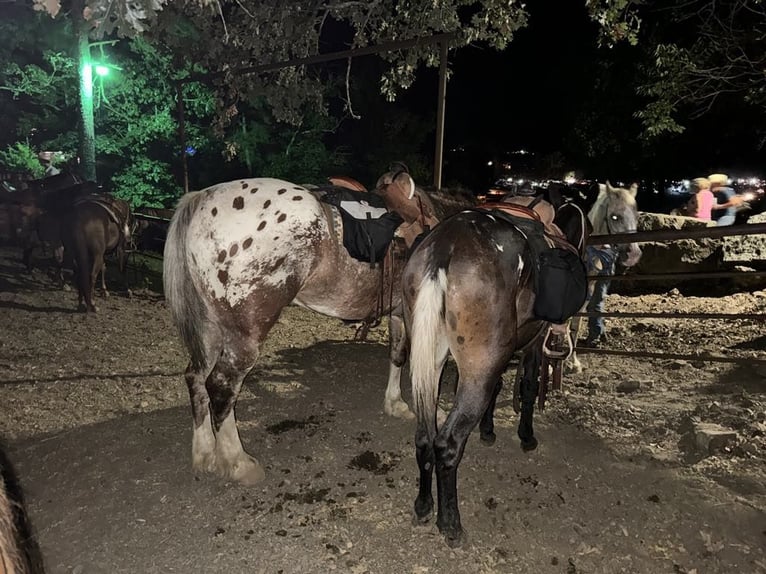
373, 163, 439, 249
590, 181, 642, 268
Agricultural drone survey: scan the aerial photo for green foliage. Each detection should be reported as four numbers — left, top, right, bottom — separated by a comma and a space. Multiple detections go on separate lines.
111, 156, 178, 208
0, 142, 44, 177
225, 105, 347, 184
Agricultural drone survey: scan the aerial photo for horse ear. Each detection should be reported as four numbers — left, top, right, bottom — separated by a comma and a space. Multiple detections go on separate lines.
394, 171, 415, 199
604, 180, 614, 193
599, 182, 607, 195
628, 182, 638, 197
547, 185, 563, 209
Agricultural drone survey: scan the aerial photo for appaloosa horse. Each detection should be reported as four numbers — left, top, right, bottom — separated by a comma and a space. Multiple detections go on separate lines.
60, 194, 133, 312
400, 194, 590, 547
163, 166, 475, 485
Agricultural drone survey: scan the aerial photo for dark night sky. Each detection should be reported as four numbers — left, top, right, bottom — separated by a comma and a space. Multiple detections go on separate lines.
389, 1, 765, 181
446, 1, 598, 152
397, 1, 599, 155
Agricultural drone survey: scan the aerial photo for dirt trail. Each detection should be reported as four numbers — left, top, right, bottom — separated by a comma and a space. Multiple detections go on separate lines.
0, 246, 764, 574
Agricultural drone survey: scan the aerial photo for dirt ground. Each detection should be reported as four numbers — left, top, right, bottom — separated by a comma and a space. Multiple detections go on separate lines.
0, 245, 764, 574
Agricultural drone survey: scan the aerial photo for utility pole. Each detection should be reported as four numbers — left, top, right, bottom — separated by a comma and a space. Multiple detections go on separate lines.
76, 14, 97, 183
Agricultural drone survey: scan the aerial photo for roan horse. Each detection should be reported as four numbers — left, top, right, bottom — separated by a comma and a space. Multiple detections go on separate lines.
400, 195, 589, 547
163, 167, 475, 485
60, 194, 134, 312
567, 181, 642, 372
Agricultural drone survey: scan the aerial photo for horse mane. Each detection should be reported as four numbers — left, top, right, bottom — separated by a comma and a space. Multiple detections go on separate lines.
415, 185, 476, 221
587, 183, 637, 235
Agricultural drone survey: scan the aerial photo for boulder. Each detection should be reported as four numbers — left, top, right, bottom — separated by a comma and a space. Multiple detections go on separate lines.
611, 212, 766, 294
722, 210, 766, 263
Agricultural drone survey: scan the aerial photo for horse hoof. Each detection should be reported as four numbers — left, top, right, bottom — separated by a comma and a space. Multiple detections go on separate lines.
441, 527, 467, 549
480, 431, 496, 446
102, 290, 110, 298
384, 399, 415, 420
520, 436, 538, 452
225, 456, 265, 486
413, 497, 434, 525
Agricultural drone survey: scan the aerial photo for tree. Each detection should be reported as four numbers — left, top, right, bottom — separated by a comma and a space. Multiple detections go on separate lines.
636, 0, 766, 138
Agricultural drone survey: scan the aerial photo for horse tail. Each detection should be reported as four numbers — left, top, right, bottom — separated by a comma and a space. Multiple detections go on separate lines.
69, 215, 92, 303
163, 191, 210, 371
409, 268, 448, 428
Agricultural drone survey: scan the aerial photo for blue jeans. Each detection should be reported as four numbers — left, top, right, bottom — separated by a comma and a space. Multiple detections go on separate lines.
585, 246, 616, 340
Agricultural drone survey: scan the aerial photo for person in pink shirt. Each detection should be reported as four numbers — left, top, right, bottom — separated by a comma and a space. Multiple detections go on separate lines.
688, 177, 715, 220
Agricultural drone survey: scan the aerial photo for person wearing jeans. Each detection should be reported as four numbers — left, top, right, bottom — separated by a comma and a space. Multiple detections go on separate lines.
584, 244, 616, 346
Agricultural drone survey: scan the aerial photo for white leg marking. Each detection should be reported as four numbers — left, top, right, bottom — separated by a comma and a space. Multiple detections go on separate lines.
192, 413, 216, 472
383, 364, 414, 419
215, 412, 265, 486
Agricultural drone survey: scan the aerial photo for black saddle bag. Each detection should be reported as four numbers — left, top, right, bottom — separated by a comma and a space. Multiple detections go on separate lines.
533, 247, 588, 324
319, 187, 403, 264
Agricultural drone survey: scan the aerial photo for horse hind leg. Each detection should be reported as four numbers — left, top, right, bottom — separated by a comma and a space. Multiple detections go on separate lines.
565, 315, 584, 373
383, 312, 414, 420
85, 255, 103, 312
205, 339, 265, 486
517, 347, 542, 452
434, 373, 500, 547
479, 376, 504, 446
100, 260, 109, 298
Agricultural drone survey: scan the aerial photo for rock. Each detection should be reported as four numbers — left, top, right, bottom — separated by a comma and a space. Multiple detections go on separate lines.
615, 380, 641, 393
668, 360, 689, 370
723, 211, 766, 263
611, 211, 766, 294
693, 422, 738, 454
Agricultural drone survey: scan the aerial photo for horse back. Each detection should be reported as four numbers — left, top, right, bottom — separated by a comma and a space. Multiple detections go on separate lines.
178, 178, 394, 320
406, 211, 539, 334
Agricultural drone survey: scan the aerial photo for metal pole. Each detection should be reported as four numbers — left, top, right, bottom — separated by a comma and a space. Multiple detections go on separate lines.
588, 222, 766, 245
433, 39, 449, 189
574, 347, 766, 367
176, 83, 189, 194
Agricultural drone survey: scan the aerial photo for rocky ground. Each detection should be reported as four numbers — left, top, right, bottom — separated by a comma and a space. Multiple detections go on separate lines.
0, 245, 764, 574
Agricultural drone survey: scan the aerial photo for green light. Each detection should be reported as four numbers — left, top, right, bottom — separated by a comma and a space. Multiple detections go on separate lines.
94, 65, 110, 77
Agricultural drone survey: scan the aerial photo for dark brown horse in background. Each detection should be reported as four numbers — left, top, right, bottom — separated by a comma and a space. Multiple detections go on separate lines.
400, 196, 590, 547
163, 165, 475, 486
0, 173, 101, 291
18, 174, 88, 274
61, 194, 133, 312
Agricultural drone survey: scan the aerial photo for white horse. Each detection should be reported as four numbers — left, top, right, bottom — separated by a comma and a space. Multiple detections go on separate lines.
568, 182, 642, 373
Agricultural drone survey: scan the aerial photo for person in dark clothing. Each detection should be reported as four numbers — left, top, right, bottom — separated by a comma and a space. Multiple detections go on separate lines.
708, 173, 744, 226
